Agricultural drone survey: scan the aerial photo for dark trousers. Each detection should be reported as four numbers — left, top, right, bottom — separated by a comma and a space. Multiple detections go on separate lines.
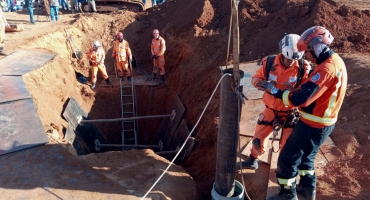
276, 120, 335, 188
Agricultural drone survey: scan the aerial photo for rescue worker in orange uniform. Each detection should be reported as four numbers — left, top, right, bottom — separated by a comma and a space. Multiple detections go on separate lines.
262, 26, 347, 200
0, 9, 9, 56
112, 32, 133, 81
151, 29, 166, 83
239, 34, 311, 170
88, 40, 111, 89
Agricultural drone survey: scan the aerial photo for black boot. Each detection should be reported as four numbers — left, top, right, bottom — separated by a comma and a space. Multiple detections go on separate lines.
127, 76, 132, 82
297, 174, 316, 200
238, 154, 258, 170
268, 181, 298, 200
0, 46, 8, 56
105, 78, 112, 85
160, 75, 165, 83
152, 73, 157, 79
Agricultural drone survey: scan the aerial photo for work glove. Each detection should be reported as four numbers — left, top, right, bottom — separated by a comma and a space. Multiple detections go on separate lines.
260, 81, 279, 94
89, 60, 93, 66
255, 80, 266, 91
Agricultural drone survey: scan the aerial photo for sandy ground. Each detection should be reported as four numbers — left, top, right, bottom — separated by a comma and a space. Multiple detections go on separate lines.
1, 0, 370, 199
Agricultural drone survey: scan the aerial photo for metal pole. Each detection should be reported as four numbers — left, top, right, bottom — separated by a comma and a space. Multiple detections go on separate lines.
96, 144, 162, 148
79, 113, 174, 124
214, 0, 241, 196
232, 0, 240, 86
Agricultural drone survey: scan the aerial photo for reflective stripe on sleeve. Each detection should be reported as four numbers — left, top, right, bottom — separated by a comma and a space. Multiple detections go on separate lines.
299, 170, 315, 176
324, 68, 342, 118
282, 91, 291, 107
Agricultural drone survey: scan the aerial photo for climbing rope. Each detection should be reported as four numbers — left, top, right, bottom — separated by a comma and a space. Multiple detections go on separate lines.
141, 73, 232, 200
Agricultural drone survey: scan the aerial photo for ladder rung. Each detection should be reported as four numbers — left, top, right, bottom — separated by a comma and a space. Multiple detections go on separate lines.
124, 138, 135, 141
122, 112, 134, 114
121, 86, 132, 88
122, 95, 133, 97
122, 103, 134, 105
122, 120, 135, 123
123, 129, 135, 131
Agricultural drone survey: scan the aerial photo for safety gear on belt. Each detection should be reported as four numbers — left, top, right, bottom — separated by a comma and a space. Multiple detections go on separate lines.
268, 181, 298, 200
91, 83, 96, 89
279, 34, 304, 60
89, 60, 93, 66
238, 154, 258, 170
298, 26, 334, 51
153, 55, 158, 59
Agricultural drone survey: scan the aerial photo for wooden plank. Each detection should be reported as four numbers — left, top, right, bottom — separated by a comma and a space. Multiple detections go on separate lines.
65, 123, 88, 155
0, 76, 31, 103
266, 141, 280, 199
170, 120, 193, 153
0, 99, 48, 155
0, 49, 55, 76
62, 96, 107, 154
241, 140, 272, 164
155, 94, 185, 151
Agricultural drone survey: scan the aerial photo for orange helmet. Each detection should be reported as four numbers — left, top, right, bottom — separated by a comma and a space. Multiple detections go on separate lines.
297, 26, 334, 51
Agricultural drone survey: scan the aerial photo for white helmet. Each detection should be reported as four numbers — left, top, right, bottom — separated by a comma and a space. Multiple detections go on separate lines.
279, 34, 304, 60
93, 41, 101, 48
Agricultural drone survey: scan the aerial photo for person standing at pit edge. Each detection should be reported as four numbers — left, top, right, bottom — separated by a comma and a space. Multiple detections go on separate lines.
261, 26, 347, 200
112, 32, 133, 82
0, 8, 9, 55
88, 40, 112, 89
25, 0, 35, 24
238, 34, 311, 170
49, 0, 59, 21
151, 29, 166, 83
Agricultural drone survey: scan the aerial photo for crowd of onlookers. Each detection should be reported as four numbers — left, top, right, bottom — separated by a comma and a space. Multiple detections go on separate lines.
0, 0, 166, 25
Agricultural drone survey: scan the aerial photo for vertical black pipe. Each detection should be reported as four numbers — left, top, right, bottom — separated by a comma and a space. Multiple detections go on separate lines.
215, 68, 243, 197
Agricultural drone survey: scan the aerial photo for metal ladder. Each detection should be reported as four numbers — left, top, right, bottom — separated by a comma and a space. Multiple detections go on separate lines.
120, 74, 137, 151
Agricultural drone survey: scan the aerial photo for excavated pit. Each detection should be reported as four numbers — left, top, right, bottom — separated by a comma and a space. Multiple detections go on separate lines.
4, 0, 370, 199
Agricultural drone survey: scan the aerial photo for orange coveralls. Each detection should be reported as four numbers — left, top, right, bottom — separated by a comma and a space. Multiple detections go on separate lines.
88, 47, 109, 83
250, 54, 310, 159
112, 40, 132, 77
151, 36, 166, 75
0, 9, 8, 50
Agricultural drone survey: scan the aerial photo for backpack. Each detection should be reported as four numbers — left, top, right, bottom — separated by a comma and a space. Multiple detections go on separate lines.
265, 55, 305, 88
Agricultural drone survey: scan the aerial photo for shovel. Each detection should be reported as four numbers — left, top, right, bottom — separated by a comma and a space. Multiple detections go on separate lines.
64, 29, 82, 59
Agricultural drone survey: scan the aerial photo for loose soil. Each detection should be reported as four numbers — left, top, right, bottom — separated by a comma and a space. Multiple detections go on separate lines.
1, 0, 370, 199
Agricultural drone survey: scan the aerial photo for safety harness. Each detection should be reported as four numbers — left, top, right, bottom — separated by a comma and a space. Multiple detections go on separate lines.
259, 55, 304, 152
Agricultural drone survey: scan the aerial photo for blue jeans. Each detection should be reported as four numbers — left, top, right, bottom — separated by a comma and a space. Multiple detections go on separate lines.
50, 6, 59, 21
276, 120, 335, 188
60, 0, 70, 10
27, 6, 35, 23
